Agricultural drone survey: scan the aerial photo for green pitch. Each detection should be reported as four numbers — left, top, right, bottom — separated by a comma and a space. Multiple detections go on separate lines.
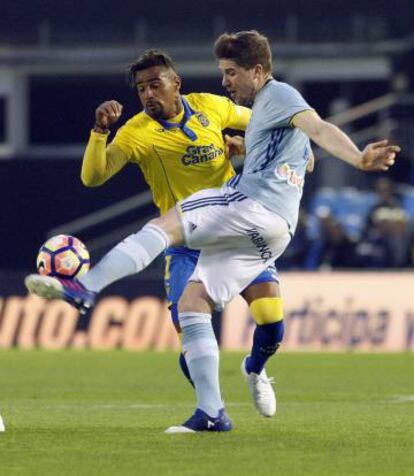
0, 352, 413, 476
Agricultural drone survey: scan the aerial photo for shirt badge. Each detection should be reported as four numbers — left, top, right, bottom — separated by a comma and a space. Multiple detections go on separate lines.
196, 113, 209, 127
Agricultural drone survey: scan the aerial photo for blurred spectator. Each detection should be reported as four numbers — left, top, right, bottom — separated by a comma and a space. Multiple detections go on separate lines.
365, 177, 402, 230
318, 214, 357, 269
278, 210, 311, 269
284, 178, 414, 269
305, 209, 357, 269
356, 207, 413, 267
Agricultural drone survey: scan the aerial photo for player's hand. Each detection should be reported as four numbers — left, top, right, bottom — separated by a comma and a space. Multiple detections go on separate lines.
225, 134, 245, 159
306, 149, 315, 173
95, 100, 123, 129
359, 140, 400, 171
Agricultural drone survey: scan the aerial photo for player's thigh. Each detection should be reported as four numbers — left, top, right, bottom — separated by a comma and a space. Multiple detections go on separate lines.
192, 247, 273, 309
242, 265, 281, 304
242, 281, 281, 304
178, 187, 247, 249
178, 281, 214, 315
150, 206, 184, 245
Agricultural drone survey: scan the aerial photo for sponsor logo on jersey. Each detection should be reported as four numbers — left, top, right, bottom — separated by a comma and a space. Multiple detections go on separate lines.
196, 113, 210, 127
155, 127, 180, 133
275, 163, 304, 191
246, 228, 273, 262
181, 144, 224, 166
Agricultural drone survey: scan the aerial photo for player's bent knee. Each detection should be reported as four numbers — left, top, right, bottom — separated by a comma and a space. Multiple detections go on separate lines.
250, 297, 284, 325
178, 295, 210, 314
150, 208, 183, 245
178, 282, 213, 314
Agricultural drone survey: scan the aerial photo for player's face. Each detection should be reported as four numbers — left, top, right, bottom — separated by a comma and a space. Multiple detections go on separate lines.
135, 66, 181, 119
218, 59, 257, 106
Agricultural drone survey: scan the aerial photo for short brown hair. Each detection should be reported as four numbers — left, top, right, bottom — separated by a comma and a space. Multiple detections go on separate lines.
214, 30, 272, 73
127, 49, 177, 87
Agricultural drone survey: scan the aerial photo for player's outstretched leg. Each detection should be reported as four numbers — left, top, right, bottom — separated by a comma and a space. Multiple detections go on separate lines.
241, 297, 284, 417
25, 275, 97, 315
25, 223, 170, 312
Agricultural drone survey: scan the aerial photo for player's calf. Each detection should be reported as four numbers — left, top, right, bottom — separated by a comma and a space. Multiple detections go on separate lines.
247, 297, 284, 374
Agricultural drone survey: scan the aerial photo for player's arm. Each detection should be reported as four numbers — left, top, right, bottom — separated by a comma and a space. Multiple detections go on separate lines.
81, 136, 128, 187
224, 134, 245, 159
225, 103, 252, 130
292, 110, 400, 171
211, 94, 252, 131
307, 148, 315, 173
81, 100, 127, 187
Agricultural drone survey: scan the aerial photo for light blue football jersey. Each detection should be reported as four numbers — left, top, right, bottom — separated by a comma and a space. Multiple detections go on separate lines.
229, 79, 312, 233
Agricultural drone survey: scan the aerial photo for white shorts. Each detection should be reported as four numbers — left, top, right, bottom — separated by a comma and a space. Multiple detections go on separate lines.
177, 185, 291, 309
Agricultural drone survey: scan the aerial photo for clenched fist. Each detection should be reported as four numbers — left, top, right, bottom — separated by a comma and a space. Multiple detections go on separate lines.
95, 100, 123, 129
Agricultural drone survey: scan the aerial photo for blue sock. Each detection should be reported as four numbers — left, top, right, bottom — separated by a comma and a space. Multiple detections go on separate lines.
246, 321, 284, 374
179, 352, 194, 387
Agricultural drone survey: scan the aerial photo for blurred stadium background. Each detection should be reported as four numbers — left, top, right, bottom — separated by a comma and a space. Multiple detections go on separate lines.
1, 2, 414, 475
0, 0, 413, 352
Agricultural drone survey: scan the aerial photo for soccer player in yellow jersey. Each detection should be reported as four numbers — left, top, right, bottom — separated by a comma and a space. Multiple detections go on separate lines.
26, 42, 399, 432
78, 50, 282, 414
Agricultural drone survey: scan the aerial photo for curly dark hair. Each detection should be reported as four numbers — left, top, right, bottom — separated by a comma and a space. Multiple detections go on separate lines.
127, 49, 177, 87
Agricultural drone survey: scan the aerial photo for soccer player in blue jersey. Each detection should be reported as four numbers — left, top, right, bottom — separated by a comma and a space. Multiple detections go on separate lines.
81, 49, 282, 416
26, 31, 399, 433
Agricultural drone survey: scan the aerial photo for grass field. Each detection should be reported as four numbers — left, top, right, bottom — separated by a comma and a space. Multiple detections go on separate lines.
0, 351, 413, 476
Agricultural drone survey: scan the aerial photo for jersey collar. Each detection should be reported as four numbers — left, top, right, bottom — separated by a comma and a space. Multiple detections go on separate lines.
152, 96, 198, 141
254, 77, 275, 104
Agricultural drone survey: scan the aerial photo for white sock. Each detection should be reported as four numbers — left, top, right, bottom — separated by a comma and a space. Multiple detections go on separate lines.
80, 224, 169, 292
180, 312, 222, 417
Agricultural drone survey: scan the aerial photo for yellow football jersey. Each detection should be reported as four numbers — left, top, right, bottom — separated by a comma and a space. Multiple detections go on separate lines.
82, 93, 251, 214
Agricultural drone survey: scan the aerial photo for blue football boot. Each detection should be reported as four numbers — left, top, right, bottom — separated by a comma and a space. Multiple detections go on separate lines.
25, 274, 96, 315
165, 408, 233, 433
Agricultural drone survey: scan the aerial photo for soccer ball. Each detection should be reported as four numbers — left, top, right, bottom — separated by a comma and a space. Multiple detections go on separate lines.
36, 234, 90, 279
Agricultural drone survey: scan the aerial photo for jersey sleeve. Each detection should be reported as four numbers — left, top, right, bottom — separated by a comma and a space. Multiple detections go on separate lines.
81, 131, 128, 186
267, 83, 312, 129
208, 94, 252, 131
111, 122, 147, 162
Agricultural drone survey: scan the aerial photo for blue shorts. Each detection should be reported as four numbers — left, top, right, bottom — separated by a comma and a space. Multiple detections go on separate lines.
164, 246, 280, 327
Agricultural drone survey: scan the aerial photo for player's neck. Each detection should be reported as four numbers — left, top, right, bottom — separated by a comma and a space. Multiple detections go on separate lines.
162, 97, 184, 120
256, 74, 273, 95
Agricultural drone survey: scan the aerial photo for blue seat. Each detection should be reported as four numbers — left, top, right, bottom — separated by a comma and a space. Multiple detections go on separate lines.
401, 190, 414, 220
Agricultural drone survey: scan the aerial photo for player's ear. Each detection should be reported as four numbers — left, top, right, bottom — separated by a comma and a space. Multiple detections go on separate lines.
253, 64, 263, 79
175, 74, 182, 92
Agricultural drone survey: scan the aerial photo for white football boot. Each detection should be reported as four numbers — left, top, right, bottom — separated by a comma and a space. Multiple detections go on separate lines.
241, 355, 276, 417
0, 414, 5, 432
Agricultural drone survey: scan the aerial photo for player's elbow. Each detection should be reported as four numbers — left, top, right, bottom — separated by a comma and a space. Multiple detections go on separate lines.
308, 120, 335, 147
80, 171, 105, 187
308, 120, 326, 143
